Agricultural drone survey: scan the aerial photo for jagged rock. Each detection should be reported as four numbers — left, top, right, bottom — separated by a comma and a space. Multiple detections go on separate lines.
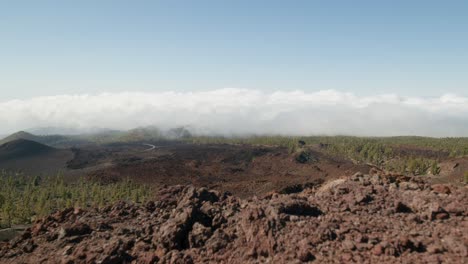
58, 223, 92, 239
400, 182, 420, 190
188, 222, 212, 248
1, 174, 467, 263
278, 201, 323, 217
428, 203, 450, 220
431, 184, 451, 195
395, 201, 413, 213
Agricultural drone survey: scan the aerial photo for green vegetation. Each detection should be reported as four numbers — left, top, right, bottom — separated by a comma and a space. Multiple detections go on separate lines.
3, 128, 467, 157
186, 135, 468, 157
464, 171, 468, 184
0, 172, 151, 228
186, 135, 468, 175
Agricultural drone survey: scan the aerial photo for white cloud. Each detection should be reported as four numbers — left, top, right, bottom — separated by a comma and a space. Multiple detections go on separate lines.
1, 89, 468, 137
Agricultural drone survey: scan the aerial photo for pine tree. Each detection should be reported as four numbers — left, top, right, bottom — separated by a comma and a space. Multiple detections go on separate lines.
430, 160, 440, 175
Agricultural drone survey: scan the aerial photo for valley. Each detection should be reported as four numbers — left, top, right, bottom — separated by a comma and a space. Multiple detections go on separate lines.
0, 131, 466, 263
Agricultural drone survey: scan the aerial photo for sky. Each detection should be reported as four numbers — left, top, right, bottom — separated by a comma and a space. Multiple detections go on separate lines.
0, 1, 467, 136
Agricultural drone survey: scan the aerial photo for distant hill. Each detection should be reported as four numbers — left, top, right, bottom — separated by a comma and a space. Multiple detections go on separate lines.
0, 139, 55, 161
0, 138, 74, 174
0, 126, 194, 148
0, 131, 90, 148
116, 127, 163, 142
0, 131, 43, 145
26, 126, 117, 136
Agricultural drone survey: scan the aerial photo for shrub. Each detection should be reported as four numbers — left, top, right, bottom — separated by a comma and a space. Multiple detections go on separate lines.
430, 160, 441, 175
0, 172, 151, 228
295, 151, 311, 164
295, 151, 319, 164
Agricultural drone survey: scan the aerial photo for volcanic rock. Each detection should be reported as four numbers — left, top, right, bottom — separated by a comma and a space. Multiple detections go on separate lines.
0, 173, 466, 263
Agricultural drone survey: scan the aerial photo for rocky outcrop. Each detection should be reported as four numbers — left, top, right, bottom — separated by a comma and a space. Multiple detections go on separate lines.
0, 173, 466, 263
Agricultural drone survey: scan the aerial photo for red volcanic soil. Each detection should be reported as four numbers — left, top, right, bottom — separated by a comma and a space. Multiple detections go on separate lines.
83, 143, 371, 198
438, 157, 468, 184
1, 139, 466, 196
1, 173, 466, 263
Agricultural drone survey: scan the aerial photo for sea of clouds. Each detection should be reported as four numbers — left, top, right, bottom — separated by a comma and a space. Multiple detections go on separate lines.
1, 89, 467, 137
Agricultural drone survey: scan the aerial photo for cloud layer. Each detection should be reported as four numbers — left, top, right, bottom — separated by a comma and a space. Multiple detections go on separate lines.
1, 89, 468, 137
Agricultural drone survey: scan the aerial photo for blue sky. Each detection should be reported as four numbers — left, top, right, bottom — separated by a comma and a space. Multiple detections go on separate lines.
1, 0, 467, 100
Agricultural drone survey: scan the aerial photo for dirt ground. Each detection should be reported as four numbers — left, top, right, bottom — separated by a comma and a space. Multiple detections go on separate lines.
76, 143, 370, 198
2, 139, 467, 198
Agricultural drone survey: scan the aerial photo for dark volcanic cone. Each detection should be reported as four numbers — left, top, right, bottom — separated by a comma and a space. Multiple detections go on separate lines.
0, 139, 55, 161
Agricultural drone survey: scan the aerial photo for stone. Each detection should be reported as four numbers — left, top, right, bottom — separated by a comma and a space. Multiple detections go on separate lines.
372, 244, 384, 256
58, 223, 92, 239
431, 184, 451, 195
1, 178, 467, 263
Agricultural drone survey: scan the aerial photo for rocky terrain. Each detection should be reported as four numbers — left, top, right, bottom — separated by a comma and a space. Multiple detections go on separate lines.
0, 171, 466, 263
83, 144, 371, 198
0, 136, 371, 198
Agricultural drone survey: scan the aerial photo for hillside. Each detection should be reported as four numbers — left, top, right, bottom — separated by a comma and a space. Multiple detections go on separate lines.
0, 131, 89, 148
0, 127, 181, 147
0, 139, 74, 175
0, 131, 41, 145
0, 139, 54, 161
0, 173, 466, 263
